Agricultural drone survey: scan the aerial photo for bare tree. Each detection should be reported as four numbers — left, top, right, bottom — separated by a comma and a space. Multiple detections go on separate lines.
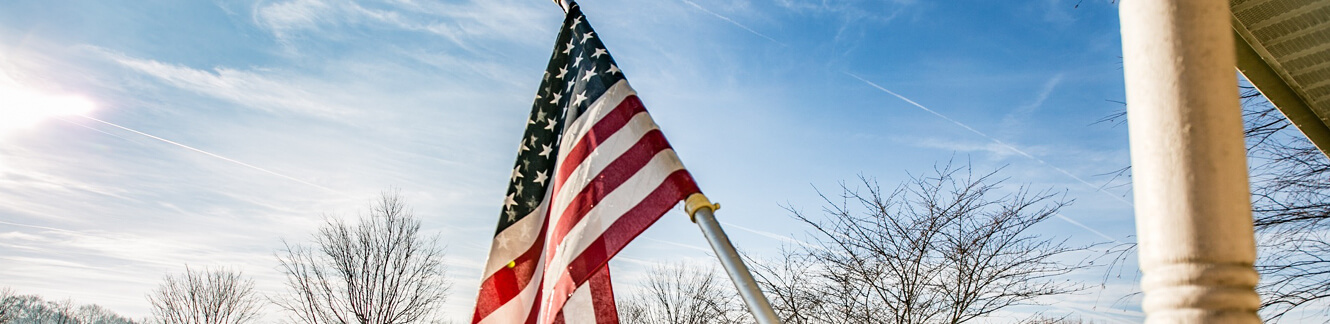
748, 250, 854, 324
20, 298, 77, 324
72, 304, 148, 324
763, 162, 1092, 324
1102, 85, 1330, 320
1236, 86, 1330, 321
147, 266, 262, 324
0, 291, 141, 324
275, 191, 450, 324
0, 287, 16, 324
1017, 314, 1104, 324
617, 263, 749, 324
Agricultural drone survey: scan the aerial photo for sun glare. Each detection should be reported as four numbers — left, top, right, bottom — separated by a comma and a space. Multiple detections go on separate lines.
0, 81, 96, 135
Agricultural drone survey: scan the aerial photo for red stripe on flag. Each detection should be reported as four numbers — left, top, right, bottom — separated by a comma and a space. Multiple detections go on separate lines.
589, 266, 620, 324
472, 220, 549, 323
549, 266, 618, 324
556, 95, 646, 185
550, 129, 671, 246
543, 170, 700, 318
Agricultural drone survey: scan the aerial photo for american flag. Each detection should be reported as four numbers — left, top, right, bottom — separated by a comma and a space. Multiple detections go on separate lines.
471, 2, 702, 323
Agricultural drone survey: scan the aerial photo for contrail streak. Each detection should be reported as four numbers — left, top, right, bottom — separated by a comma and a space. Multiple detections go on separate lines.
0, 220, 80, 234
642, 237, 712, 253
58, 117, 135, 142
680, 0, 785, 46
78, 115, 339, 193
719, 220, 821, 250
845, 73, 1128, 241
1053, 213, 1117, 242
845, 72, 1134, 207
676, 0, 1130, 208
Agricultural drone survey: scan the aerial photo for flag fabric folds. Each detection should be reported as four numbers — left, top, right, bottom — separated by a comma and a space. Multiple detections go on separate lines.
471, 2, 702, 323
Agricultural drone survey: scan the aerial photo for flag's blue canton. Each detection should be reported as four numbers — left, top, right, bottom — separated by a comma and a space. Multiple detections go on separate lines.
495, 3, 627, 234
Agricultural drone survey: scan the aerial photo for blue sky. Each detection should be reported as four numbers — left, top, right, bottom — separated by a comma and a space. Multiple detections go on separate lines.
0, 0, 1142, 322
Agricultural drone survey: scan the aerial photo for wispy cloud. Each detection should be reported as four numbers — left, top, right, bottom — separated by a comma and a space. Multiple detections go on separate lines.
898, 136, 1032, 159
399, 49, 530, 89
1054, 212, 1117, 242
683, 0, 916, 53
775, 0, 918, 32
252, 0, 555, 52
99, 47, 529, 126
641, 237, 712, 254
252, 0, 332, 39
893, 134, 1133, 199
0, 216, 294, 306
78, 115, 340, 193
993, 73, 1067, 143
680, 0, 785, 46
1003, 73, 1064, 128
0, 225, 242, 269
0, 153, 139, 223
719, 220, 820, 250
775, 0, 916, 17
105, 51, 354, 118
847, 72, 1134, 208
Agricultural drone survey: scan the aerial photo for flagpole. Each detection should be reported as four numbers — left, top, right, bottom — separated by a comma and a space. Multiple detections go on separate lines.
686, 194, 783, 324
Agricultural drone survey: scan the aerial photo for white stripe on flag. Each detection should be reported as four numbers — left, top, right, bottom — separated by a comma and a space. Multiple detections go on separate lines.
541, 150, 685, 288
557, 80, 636, 163
481, 192, 549, 278
549, 112, 659, 220
561, 283, 597, 324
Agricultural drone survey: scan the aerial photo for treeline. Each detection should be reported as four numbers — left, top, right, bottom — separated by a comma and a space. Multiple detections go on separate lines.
0, 289, 141, 324
615, 164, 1101, 324
3, 191, 452, 324
145, 192, 451, 324
5, 168, 1099, 324
4, 166, 1096, 324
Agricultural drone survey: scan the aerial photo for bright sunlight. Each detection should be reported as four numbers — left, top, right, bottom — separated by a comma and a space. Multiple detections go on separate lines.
0, 72, 95, 136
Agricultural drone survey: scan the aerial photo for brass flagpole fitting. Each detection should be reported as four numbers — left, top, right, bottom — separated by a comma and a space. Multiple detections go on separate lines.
684, 193, 720, 223
684, 193, 782, 323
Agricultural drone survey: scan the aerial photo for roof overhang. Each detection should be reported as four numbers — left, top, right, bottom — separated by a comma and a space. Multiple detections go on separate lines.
1231, 0, 1330, 157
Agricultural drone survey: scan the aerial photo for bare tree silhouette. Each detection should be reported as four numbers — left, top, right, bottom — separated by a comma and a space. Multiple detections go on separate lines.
755, 162, 1093, 324
617, 263, 749, 324
1238, 86, 1330, 321
274, 191, 450, 324
147, 266, 262, 324
1101, 85, 1330, 321
0, 288, 16, 324
0, 291, 140, 324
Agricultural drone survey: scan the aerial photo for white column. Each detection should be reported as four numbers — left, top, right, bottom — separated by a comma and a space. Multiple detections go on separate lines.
1120, 0, 1262, 323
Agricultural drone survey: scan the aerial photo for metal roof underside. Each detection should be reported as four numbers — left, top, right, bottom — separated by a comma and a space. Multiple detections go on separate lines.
1232, 0, 1330, 156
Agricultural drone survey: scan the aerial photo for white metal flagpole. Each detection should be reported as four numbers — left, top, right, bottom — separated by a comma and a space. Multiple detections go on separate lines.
685, 193, 783, 324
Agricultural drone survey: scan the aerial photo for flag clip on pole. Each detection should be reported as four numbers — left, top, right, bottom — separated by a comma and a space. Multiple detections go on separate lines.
685, 193, 783, 324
